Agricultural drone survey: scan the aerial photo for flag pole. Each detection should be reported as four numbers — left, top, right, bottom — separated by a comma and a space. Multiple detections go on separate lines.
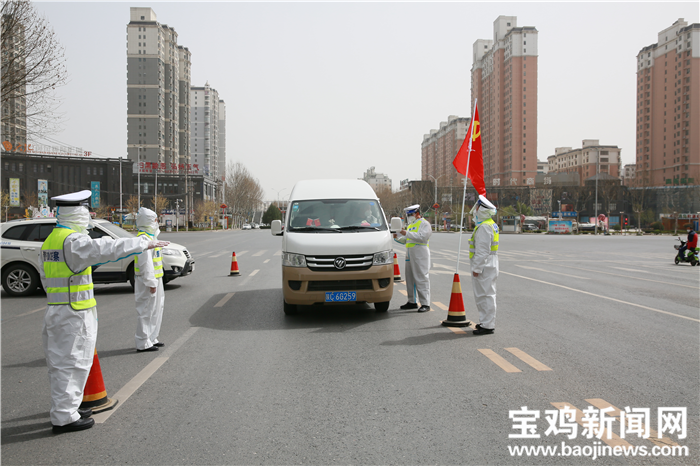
456, 99, 478, 274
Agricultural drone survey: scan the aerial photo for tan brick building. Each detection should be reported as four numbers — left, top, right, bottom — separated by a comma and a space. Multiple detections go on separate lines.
636, 19, 699, 187
471, 16, 538, 188
546, 140, 621, 186
421, 115, 470, 188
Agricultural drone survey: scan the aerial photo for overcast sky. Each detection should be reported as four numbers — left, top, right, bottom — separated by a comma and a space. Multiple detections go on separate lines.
33, 1, 699, 201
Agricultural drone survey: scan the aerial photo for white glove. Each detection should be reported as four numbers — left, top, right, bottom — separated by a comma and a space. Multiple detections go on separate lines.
147, 241, 170, 249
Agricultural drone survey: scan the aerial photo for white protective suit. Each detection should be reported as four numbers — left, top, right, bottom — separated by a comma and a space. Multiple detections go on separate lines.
40, 206, 159, 426
470, 206, 499, 329
394, 216, 432, 306
134, 208, 165, 350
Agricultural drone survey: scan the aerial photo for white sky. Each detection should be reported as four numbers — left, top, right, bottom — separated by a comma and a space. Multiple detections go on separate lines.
33, 1, 699, 201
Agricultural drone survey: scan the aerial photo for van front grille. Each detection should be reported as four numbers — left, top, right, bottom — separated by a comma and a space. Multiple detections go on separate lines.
306, 254, 373, 272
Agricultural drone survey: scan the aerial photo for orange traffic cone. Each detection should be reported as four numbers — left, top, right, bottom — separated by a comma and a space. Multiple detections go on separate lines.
229, 252, 240, 276
441, 273, 471, 327
80, 349, 118, 413
393, 253, 402, 281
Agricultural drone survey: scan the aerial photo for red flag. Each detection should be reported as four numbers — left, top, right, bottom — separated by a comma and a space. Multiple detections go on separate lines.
452, 104, 486, 195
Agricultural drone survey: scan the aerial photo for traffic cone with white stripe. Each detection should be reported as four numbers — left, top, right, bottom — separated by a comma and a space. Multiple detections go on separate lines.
393, 253, 402, 281
441, 273, 471, 327
229, 252, 240, 276
80, 349, 118, 413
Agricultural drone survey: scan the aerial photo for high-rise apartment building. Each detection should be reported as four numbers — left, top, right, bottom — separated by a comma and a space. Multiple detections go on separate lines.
218, 99, 226, 181
421, 115, 470, 188
1, 13, 27, 152
471, 16, 538, 188
190, 83, 223, 181
636, 19, 699, 187
361, 166, 392, 192
126, 7, 190, 174
546, 139, 621, 186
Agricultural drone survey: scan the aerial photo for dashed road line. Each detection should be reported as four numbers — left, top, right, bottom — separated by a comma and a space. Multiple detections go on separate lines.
252, 250, 267, 256
478, 349, 522, 373
504, 347, 552, 371
214, 292, 235, 308
584, 398, 678, 449
550, 402, 631, 448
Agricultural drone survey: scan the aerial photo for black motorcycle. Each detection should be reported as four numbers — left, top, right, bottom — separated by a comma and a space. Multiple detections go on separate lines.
674, 237, 699, 266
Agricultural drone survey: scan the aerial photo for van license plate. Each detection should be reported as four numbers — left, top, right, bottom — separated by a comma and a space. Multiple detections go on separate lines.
325, 291, 356, 302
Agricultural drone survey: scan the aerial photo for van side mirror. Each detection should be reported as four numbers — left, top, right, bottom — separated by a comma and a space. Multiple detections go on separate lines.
271, 220, 283, 236
390, 217, 403, 233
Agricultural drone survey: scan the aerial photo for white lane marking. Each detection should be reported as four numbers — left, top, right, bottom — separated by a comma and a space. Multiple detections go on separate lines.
264, 259, 270, 264
502, 271, 700, 323
515, 265, 590, 280
210, 251, 230, 258
236, 251, 248, 256
433, 263, 453, 269
274, 250, 282, 256
250, 269, 259, 277
94, 327, 200, 424
252, 250, 267, 257
550, 264, 699, 289
611, 267, 653, 274
3, 306, 45, 322
214, 292, 235, 308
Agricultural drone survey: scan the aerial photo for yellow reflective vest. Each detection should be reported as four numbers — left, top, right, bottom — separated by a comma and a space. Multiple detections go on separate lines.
405, 218, 429, 248
469, 218, 499, 259
41, 227, 96, 311
135, 231, 163, 278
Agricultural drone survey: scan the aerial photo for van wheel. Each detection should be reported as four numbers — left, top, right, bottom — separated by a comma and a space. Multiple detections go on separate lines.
283, 300, 298, 315
2, 263, 40, 297
127, 263, 135, 289
374, 301, 390, 312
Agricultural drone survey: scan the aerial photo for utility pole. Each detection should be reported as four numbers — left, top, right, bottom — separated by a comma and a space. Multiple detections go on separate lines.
119, 157, 123, 226
137, 146, 141, 209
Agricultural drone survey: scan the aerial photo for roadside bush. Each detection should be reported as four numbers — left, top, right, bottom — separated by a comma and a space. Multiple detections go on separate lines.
650, 221, 663, 231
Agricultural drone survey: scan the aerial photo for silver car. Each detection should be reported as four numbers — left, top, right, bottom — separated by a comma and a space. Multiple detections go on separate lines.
1, 218, 195, 296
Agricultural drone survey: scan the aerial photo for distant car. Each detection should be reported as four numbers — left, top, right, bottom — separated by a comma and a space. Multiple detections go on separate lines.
522, 223, 538, 231
1, 218, 195, 297
578, 223, 596, 232
242, 223, 252, 230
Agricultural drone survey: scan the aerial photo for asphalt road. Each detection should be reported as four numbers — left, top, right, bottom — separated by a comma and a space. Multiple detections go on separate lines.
1, 229, 698, 465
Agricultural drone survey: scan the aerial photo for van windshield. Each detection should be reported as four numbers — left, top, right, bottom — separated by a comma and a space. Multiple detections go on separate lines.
287, 199, 387, 232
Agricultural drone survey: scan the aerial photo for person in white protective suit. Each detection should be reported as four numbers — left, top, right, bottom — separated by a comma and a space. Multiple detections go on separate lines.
468, 195, 500, 335
39, 191, 169, 433
133, 207, 166, 352
393, 204, 432, 312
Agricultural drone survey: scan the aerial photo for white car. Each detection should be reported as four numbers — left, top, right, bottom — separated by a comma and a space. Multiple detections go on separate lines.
1, 218, 195, 297
242, 223, 252, 230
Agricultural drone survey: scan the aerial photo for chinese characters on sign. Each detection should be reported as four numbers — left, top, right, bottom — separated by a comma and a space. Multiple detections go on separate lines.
134, 162, 201, 175
9, 178, 20, 207
509, 406, 687, 440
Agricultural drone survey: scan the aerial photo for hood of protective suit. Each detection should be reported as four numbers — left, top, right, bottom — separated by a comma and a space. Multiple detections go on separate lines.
136, 207, 159, 236
475, 207, 496, 223
56, 206, 91, 235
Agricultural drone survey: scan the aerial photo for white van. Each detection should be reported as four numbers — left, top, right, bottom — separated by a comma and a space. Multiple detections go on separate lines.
271, 179, 394, 314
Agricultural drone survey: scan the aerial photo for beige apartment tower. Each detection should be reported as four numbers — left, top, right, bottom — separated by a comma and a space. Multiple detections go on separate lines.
636, 19, 699, 187
421, 115, 470, 188
471, 16, 538, 188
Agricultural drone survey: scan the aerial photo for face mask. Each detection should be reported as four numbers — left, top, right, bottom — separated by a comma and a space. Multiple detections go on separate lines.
57, 206, 90, 235
407, 215, 416, 224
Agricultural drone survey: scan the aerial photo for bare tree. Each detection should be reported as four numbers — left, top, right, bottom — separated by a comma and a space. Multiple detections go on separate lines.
124, 195, 141, 228
225, 161, 263, 228
1, 189, 11, 221
1, 0, 68, 140
151, 195, 170, 216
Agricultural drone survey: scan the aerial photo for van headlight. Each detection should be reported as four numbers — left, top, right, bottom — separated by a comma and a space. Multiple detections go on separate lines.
282, 252, 306, 267
373, 250, 393, 266
161, 248, 181, 256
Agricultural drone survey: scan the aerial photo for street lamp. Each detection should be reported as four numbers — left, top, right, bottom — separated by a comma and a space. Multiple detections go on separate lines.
594, 152, 600, 235
175, 199, 183, 232
620, 210, 624, 235
119, 156, 123, 226
273, 187, 287, 210
427, 175, 444, 231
